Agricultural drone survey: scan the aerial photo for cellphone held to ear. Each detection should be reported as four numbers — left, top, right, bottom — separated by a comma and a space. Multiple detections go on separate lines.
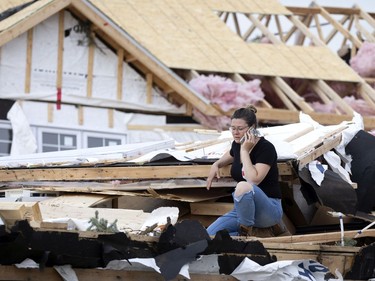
240, 128, 261, 144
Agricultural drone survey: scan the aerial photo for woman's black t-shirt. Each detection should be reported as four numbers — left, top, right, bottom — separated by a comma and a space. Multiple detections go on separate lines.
230, 137, 281, 199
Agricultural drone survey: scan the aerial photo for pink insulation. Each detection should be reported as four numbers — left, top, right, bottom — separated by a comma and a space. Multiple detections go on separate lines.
309, 101, 337, 114
189, 75, 264, 111
350, 42, 375, 77
343, 96, 375, 115
189, 75, 265, 130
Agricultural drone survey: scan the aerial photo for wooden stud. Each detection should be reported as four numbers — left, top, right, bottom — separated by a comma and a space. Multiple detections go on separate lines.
146, 73, 153, 104
78, 105, 84, 126
25, 28, 33, 93
108, 108, 114, 128
87, 31, 95, 98
56, 10, 64, 90
117, 48, 124, 100
47, 103, 54, 123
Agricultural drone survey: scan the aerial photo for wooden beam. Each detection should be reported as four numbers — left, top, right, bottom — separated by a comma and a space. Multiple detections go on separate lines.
47, 103, 54, 123
274, 15, 285, 43
70, 0, 222, 116
0, 162, 294, 182
242, 14, 265, 41
356, 5, 375, 30
323, 14, 350, 45
354, 15, 375, 42
341, 15, 354, 47
315, 4, 362, 48
232, 13, 241, 36
146, 73, 153, 104
25, 28, 33, 93
117, 48, 124, 100
295, 14, 313, 46
312, 14, 324, 41
86, 31, 95, 98
78, 105, 84, 125
108, 108, 114, 128
0, 0, 71, 47
246, 14, 281, 44
257, 228, 375, 244
56, 10, 64, 91
311, 80, 354, 115
272, 77, 313, 112
268, 79, 297, 111
297, 133, 342, 167
286, 6, 360, 16
286, 15, 325, 46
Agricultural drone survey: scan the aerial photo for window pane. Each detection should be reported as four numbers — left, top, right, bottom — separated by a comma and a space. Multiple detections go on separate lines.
42, 146, 58, 152
43, 132, 58, 145
87, 137, 103, 148
105, 139, 121, 146
0, 128, 12, 141
0, 142, 11, 155
60, 134, 76, 147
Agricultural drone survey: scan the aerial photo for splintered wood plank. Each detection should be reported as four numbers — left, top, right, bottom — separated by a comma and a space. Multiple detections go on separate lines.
39, 194, 114, 208
0, 202, 42, 227
0, 163, 294, 182
40, 205, 149, 233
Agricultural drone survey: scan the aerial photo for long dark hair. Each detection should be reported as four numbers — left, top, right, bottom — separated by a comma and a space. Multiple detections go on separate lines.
231, 105, 258, 128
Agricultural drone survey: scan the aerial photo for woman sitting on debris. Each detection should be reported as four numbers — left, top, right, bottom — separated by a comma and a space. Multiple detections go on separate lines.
206, 105, 283, 237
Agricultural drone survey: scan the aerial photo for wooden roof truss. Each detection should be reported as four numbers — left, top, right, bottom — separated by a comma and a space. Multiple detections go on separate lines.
210, 4, 375, 128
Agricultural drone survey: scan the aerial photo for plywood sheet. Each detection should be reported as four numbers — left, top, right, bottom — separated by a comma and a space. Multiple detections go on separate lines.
205, 0, 292, 15
0, 0, 55, 32
0, 0, 30, 13
88, 0, 361, 82
40, 204, 150, 233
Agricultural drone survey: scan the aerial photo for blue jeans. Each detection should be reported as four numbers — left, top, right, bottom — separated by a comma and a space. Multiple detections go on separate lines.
207, 185, 283, 236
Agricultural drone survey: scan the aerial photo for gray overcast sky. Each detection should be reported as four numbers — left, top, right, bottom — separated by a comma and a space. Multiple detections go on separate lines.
279, 0, 375, 12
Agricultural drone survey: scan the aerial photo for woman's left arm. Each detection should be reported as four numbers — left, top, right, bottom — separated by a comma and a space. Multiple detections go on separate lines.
240, 149, 270, 185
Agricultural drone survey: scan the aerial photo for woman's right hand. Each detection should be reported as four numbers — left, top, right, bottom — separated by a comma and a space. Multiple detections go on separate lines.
206, 162, 220, 190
